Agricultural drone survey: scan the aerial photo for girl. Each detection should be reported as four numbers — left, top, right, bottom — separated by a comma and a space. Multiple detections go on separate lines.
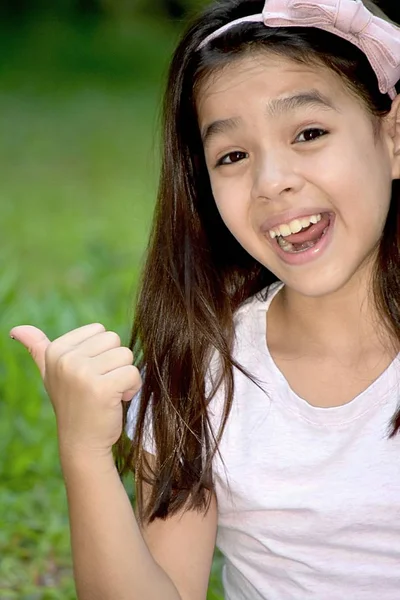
10, 0, 400, 598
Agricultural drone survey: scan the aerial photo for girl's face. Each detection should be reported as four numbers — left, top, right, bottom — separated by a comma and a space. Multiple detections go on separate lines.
197, 52, 400, 298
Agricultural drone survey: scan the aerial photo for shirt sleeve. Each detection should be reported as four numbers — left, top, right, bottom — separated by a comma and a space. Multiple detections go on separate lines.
125, 389, 156, 455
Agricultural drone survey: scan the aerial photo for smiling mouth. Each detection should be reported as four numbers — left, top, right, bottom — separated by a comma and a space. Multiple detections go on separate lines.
273, 212, 331, 254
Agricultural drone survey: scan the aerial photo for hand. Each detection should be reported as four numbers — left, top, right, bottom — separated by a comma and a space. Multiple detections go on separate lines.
9, 323, 141, 456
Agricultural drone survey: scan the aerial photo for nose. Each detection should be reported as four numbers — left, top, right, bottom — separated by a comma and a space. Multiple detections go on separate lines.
251, 150, 304, 202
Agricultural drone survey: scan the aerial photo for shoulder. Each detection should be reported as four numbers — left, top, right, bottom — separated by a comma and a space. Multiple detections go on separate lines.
206, 282, 281, 380
207, 281, 284, 415
234, 281, 283, 320
232, 281, 283, 342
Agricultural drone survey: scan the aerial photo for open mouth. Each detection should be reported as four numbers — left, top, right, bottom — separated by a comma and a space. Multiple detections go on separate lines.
272, 212, 331, 255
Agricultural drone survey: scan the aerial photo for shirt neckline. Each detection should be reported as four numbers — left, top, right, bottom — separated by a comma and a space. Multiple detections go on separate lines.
252, 282, 399, 426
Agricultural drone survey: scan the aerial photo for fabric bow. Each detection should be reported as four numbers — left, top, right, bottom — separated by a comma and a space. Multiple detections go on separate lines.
199, 0, 400, 99
262, 0, 400, 98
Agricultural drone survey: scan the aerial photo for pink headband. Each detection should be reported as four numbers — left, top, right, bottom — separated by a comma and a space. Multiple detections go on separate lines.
199, 0, 400, 99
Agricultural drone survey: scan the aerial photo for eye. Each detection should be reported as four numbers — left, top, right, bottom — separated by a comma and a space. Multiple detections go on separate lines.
216, 150, 248, 166
295, 128, 328, 143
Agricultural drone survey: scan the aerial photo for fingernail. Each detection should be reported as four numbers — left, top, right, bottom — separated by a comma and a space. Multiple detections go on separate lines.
10, 335, 15, 340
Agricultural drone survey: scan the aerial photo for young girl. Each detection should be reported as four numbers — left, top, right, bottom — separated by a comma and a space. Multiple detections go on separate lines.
10, 0, 400, 598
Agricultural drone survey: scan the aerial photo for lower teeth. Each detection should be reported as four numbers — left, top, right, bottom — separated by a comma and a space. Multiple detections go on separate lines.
277, 227, 328, 254
277, 239, 314, 253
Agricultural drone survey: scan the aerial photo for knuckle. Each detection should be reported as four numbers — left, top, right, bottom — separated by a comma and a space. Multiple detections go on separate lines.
121, 347, 134, 364
57, 350, 77, 374
44, 343, 53, 362
106, 331, 121, 347
84, 323, 106, 336
45, 342, 60, 364
130, 365, 142, 389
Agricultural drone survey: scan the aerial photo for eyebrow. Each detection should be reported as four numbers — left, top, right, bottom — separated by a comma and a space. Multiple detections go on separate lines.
201, 116, 242, 147
265, 90, 337, 118
201, 90, 337, 147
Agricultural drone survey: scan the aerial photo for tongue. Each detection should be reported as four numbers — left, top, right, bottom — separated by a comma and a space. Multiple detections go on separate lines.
284, 213, 330, 244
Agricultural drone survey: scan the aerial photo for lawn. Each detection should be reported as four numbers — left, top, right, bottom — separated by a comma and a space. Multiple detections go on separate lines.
0, 14, 224, 599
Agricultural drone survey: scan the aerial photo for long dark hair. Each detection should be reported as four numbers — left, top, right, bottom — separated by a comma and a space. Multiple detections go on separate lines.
115, 0, 400, 523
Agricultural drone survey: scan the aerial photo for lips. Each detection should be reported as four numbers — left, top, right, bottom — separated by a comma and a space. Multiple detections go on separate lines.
261, 208, 332, 234
267, 212, 335, 266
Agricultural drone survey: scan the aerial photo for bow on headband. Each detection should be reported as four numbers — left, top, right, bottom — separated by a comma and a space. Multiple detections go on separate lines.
199, 0, 400, 99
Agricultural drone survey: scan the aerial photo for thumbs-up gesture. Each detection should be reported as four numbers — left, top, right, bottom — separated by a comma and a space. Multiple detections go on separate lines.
9, 324, 141, 457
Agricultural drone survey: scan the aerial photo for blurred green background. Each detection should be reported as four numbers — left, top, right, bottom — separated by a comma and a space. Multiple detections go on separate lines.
0, 1, 224, 598
3, 1, 398, 597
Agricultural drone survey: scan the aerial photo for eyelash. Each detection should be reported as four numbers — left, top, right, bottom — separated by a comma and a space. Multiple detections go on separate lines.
215, 127, 328, 167
216, 151, 248, 167
296, 127, 328, 143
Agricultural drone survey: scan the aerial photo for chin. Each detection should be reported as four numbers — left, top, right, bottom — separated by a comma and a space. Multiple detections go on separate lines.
280, 267, 362, 299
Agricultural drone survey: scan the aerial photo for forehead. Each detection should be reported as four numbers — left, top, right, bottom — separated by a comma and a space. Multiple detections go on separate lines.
196, 52, 350, 125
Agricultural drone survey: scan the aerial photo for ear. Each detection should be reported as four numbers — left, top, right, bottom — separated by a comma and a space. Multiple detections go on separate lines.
385, 94, 400, 180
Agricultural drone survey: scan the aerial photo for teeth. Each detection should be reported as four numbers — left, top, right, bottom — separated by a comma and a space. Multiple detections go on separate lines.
277, 237, 318, 253
277, 237, 295, 251
279, 224, 291, 237
269, 213, 322, 239
289, 219, 302, 234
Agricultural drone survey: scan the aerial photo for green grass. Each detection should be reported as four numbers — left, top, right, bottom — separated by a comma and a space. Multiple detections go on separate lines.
0, 16, 224, 599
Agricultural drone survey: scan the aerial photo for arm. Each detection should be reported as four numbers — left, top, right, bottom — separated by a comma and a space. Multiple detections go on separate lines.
10, 324, 217, 600
61, 449, 217, 600
138, 453, 218, 600
61, 450, 179, 600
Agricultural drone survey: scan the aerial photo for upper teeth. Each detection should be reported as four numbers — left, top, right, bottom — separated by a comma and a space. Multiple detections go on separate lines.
269, 213, 322, 239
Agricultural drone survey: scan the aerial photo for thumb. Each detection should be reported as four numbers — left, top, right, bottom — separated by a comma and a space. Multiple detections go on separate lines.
10, 325, 51, 378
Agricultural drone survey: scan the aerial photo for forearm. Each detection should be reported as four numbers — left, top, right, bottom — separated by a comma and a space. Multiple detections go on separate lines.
60, 450, 181, 600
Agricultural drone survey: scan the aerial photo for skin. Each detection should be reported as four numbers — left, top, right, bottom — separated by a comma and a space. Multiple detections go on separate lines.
8, 322, 216, 600
199, 52, 399, 298
7, 53, 400, 599
199, 52, 400, 407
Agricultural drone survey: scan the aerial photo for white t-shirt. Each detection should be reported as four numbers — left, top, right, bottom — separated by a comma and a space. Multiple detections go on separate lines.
127, 282, 400, 599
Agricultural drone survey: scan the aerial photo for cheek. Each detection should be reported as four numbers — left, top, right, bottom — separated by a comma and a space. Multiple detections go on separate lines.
211, 179, 249, 235
335, 159, 391, 242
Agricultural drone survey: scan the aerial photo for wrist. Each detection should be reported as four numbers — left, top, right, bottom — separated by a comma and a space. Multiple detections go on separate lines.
59, 443, 117, 477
